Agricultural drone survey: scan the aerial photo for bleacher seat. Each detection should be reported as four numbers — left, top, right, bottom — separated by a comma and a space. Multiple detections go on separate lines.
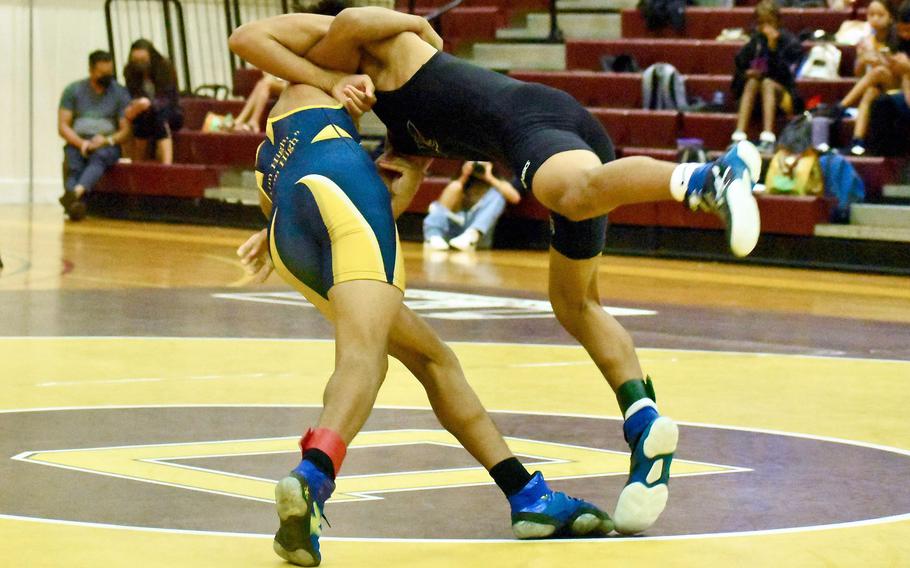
181, 98, 247, 130
609, 195, 831, 237
509, 71, 858, 110
566, 39, 857, 77
173, 131, 265, 168
95, 163, 221, 198
620, 8, 862, 40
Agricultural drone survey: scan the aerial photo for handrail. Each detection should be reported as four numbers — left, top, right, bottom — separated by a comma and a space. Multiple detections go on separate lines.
424, 0, 462, 22
104, 0, 117, 73
105, 0, 193, 91
167, 0, 193, 91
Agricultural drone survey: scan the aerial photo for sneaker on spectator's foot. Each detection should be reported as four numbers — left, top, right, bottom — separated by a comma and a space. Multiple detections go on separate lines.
424, 235, 450, 251
683, 141, 761, 257
273, 461, 335, 567
613, 414, 679, 535
59, 191, 76, 211
59, 192, 86, 221
757, 131, 776, 154
509, 471, 613, 539
730, 130, 747, 143
849, 139, 866, 156
448, 228, 480, 252
68, 201, 87, 221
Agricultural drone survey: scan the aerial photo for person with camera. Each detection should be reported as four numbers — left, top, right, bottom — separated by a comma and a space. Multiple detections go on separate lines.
730, 0, 804, 153
423, 160, 521, 252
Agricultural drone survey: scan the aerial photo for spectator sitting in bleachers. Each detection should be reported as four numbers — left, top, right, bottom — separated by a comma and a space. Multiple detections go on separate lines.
837, 0, 899, 155
124, 39, 183, 164
868, 1, 910, 155
730, 0, 803, 154
229, 75, 287, 133
58, 50, 132, 221
225, 1, 348, 133
423, 161, 521, 252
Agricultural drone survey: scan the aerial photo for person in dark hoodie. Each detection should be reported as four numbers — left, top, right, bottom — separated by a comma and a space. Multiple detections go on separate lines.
730, 0, 804, 153
123, 39, 183, 164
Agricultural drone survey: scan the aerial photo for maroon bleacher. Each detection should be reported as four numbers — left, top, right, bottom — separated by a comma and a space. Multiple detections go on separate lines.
181, 98, 247, 130
589, 108, 680, 147
173, 131, 265, 168
414, 6, 504, 52
618, 146, 894, 198
509, 71, 858, 110
566, 39, 857, 77
609, 194, 831, 237
95, 162, 221, 198
620, 8, 862, 40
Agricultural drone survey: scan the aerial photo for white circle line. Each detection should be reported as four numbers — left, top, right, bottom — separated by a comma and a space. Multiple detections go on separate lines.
2, 404, 910, 540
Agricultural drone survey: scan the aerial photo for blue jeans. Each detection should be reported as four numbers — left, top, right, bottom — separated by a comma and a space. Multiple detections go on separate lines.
423, 188, 507, 249
63, 144, 121, 193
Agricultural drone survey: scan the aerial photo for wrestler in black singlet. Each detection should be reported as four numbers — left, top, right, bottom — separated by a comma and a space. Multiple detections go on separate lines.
373, 51, 614, 259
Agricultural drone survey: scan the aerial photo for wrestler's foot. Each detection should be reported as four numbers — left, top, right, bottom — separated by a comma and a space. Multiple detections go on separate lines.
510, 471, 613, 539
613, 414, 678, 535
684, 141, 762, 257
273, 461, 334, 567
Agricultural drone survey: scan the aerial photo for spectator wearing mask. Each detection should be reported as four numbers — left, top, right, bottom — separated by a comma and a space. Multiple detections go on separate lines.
124, 39, 183, 164
730, 0, 804, 154
423, 161, 521, 252
57, 50, 132, 220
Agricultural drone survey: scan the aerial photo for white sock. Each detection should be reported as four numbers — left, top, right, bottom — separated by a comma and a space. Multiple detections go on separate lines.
624, 398, 658, 420
669, 163, 701, 202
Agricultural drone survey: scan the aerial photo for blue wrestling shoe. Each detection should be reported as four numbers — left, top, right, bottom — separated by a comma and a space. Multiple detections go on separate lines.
613, 412, 679, 535
509, 471, 613, 539
273, 461, 335, 567
684, 140, 762, 257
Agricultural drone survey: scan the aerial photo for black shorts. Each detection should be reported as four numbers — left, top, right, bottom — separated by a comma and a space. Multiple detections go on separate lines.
505, 83, 614, 260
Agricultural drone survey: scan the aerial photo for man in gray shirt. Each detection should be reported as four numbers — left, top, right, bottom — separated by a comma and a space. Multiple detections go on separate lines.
58, 50, 132, 220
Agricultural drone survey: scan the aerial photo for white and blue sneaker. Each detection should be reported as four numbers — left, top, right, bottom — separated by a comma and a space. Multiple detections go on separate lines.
509, 471, 613, 538
683, 141, 762, 257
613, 412, 679, 535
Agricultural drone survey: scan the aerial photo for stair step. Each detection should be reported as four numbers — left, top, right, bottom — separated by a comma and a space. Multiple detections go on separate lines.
850, 204, 910, 229
204, 186, 260, 206
497, 13, 621, 40
469, 43, 566, 70
814, 224, 910, 243
557, 0, 638, 11
883, 185, 910, 200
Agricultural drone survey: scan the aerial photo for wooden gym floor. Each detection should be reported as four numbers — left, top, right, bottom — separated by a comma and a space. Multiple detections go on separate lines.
1, 204, 909, 567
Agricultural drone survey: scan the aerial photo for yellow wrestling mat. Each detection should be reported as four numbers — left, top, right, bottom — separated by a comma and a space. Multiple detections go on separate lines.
2, 338, 910, 567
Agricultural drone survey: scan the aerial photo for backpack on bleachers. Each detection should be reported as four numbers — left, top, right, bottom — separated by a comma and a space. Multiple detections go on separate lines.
766, 114, 824, 196
642, 63, 688, 111
819, 154, 865, 223
797, 43, 842, 80
638, 0, 686, 32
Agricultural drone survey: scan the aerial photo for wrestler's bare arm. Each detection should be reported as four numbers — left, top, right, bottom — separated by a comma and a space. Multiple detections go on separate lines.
307, 7, 441, 72
229, 14, 345, 90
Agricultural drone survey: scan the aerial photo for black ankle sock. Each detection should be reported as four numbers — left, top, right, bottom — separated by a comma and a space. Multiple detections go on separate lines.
303, 448, 336, 480
489, 457, 532, 497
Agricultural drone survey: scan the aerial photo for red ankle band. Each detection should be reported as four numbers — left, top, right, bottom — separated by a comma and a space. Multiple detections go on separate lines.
300, 428, 347, 475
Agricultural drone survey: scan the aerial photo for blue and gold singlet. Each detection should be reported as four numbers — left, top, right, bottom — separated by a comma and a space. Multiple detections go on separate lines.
256, 105, 404, 304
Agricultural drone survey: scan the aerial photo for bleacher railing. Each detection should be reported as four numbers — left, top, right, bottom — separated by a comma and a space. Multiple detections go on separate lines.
106, 0, 286, 96
106, 0, 501, 98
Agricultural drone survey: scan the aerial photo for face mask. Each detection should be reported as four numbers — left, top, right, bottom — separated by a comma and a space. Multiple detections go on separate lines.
97, 75, 114, 88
